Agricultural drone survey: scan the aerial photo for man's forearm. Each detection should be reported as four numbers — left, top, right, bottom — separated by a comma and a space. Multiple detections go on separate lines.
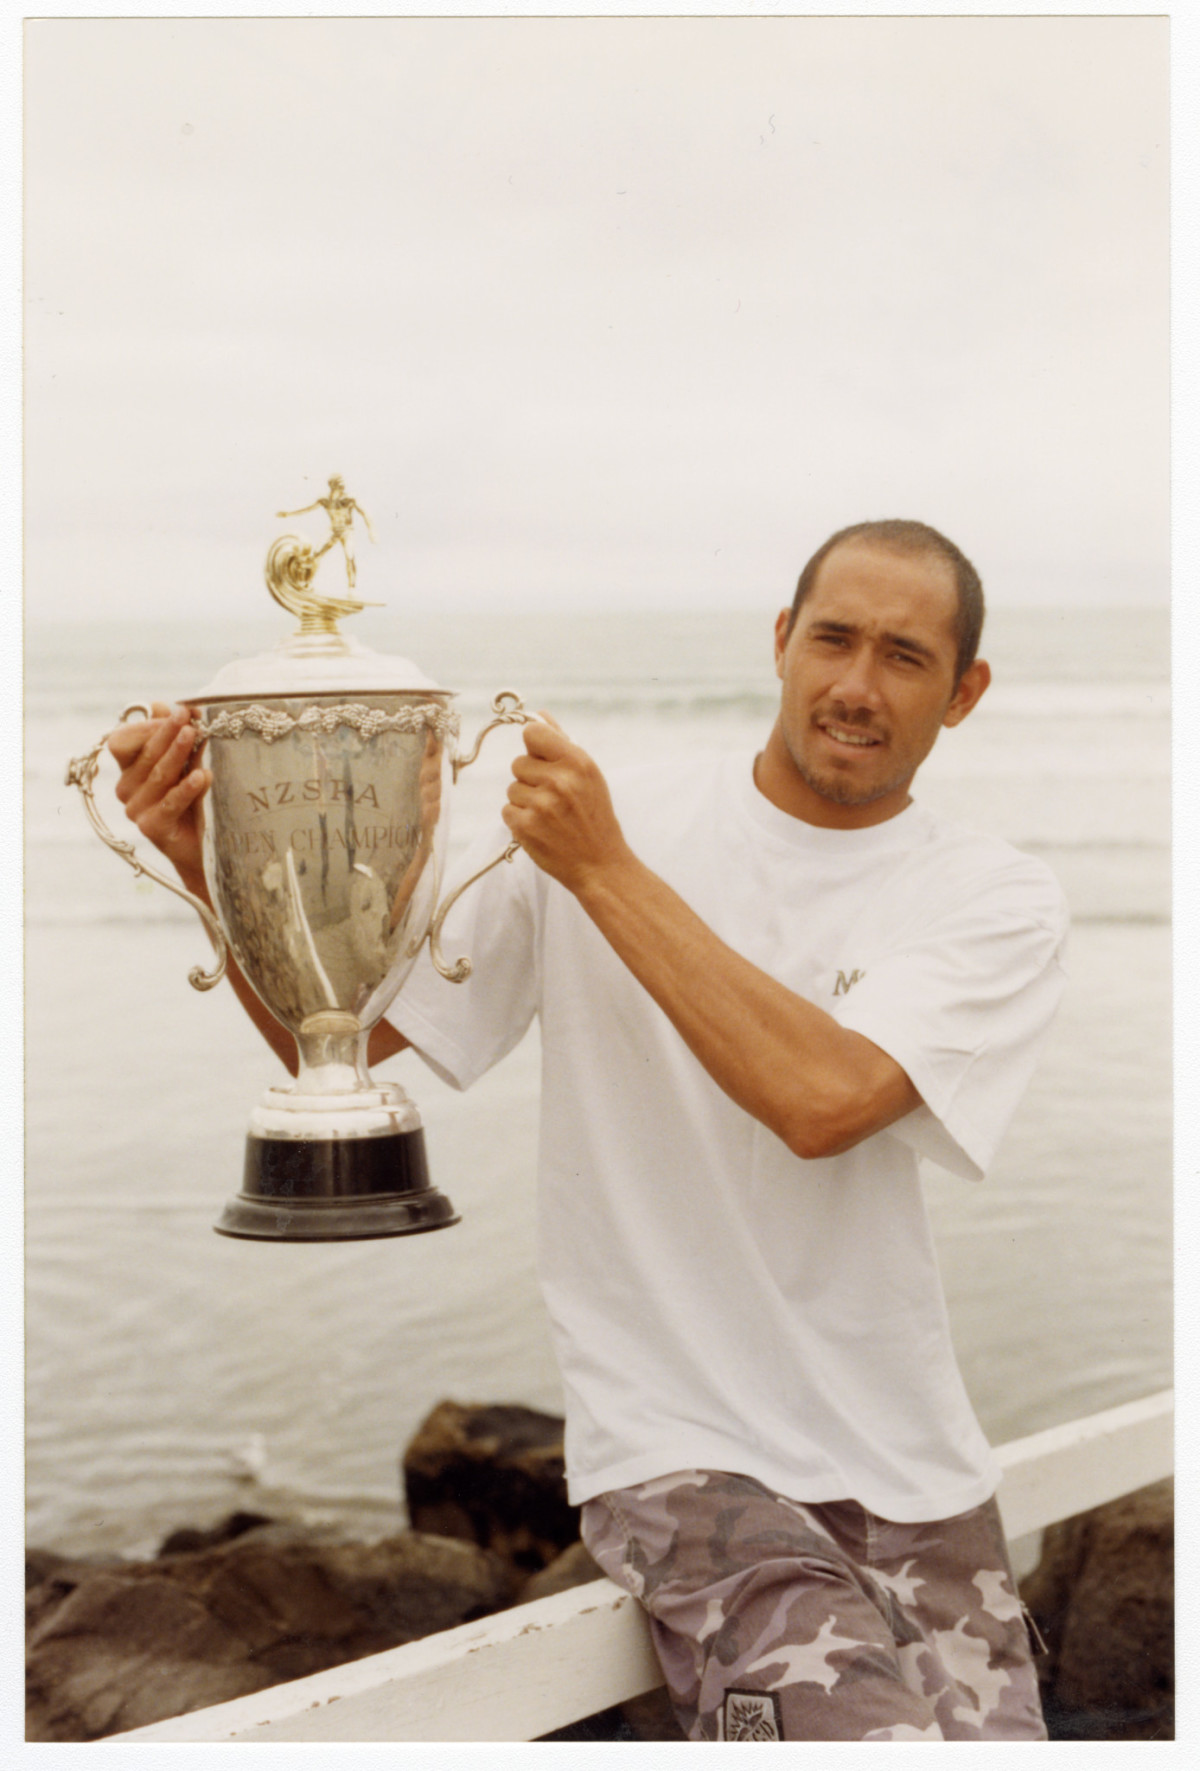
573, 852, 918, 1159
503, 717, 918, 1157
227, 953, 301, 1073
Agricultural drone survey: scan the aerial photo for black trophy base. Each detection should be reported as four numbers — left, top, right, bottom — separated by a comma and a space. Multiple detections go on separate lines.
215, 1126, 459, 1243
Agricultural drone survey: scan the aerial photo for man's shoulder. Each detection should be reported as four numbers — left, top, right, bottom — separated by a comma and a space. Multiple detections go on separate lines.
906, 806, 1069, 933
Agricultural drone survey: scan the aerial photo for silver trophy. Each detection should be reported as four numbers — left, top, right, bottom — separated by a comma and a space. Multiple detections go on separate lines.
66, 480, 528, 1242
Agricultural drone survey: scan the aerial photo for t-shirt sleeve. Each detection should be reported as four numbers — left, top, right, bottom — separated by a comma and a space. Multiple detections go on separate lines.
831, 860, 1069, 1183
386, 821, 540, 1091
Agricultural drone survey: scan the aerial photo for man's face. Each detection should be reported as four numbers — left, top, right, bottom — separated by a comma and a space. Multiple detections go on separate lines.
763, 541, 990, 828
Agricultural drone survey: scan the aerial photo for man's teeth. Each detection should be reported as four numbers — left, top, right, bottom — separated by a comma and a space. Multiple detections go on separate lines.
823, 725, 877, 747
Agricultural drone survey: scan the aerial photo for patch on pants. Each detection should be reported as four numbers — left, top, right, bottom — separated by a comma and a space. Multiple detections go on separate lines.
719, 1689, 783, 1741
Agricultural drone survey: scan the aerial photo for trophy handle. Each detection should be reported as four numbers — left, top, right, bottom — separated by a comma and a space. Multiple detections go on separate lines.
427, 841, 523, 983
427, 689, 531, 983
65, 704, 230, 992
451, 689, 529, 781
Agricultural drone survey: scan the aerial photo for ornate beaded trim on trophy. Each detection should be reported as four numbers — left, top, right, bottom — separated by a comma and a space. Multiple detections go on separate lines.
193, 701, 462, 745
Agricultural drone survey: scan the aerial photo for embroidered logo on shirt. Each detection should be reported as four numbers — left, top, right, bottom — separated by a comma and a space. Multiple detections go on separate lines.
721, 1690, 783, 1741
833, 969, 865, 996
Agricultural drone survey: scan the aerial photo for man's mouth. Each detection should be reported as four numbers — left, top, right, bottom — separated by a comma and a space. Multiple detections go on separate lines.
817, 720, 883, 750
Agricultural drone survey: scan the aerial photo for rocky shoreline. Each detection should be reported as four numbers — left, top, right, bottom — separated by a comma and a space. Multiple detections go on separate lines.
26, 1402, 1173, 1742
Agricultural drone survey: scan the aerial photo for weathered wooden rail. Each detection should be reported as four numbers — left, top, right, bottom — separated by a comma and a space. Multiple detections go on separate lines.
114, 1388, 1173, 1743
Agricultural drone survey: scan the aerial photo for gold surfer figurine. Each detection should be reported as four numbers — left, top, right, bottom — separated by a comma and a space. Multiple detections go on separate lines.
277, 473, 376, 589
266, 474, 382, 634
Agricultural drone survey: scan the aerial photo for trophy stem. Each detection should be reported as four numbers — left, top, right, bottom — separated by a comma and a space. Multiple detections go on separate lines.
294, 1010, 372, 1094
215, 1013, 459, 1243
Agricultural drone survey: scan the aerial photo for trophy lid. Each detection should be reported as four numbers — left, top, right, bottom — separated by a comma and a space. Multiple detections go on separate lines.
186, 629, 449, 705
187, 481, 452, 703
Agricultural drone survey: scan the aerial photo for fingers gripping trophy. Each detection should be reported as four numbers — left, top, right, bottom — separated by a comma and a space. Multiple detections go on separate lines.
66, 480, 529, 1242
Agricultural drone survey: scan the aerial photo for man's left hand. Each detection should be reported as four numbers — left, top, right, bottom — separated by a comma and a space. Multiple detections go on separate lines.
503, 716, 630, 895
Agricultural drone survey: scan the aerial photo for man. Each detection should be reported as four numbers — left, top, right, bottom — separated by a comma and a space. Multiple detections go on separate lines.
110, 519, 1067, 1741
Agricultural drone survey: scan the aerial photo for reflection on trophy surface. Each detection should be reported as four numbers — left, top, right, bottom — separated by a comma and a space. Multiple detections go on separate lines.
66, 480, 528, 1243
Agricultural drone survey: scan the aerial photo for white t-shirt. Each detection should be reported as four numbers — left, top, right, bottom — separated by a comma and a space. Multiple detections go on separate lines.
391, 750, 1069, 1524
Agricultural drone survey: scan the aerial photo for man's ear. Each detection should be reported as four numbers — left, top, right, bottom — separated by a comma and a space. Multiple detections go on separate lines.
942, 659, 991, 728
773, 608, 793, 678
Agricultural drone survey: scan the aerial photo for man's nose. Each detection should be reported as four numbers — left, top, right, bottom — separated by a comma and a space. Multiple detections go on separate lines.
831, 647, 883, 709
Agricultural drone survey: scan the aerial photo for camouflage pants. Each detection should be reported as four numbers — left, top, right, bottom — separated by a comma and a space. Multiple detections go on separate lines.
581, 1470, 1046, 1741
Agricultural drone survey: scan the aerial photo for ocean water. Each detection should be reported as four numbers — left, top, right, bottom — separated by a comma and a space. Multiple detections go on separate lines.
26, 607, 1171, 1554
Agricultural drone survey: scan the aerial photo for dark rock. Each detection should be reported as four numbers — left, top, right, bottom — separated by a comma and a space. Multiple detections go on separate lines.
26, 1570, 276, 1741
620, 1687, 688, 1740
26, 1546, 122, 1594
27, 1548, 83, 1591
519, 1539, 603, 1602
158, 1510, 276, 1556
536, 1690, 686, 1742
1021, 1478, 1173, 1742
403, 1401, 580, 1573
26, 1544, 125, 1600
26, 1525, 514, 1742
539, 1703, 641, 1742
25, 1548, 131, 1638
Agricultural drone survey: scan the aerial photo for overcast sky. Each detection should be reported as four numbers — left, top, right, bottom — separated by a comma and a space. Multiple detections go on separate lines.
24, 12, 1168, 622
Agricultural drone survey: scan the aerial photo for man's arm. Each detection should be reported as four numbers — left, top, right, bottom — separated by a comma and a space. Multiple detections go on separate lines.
108, 706, 409, 1074
504, 719, 919, 1160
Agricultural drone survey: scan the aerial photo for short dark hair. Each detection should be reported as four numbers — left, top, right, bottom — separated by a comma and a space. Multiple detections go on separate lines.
786, 519, 985, 684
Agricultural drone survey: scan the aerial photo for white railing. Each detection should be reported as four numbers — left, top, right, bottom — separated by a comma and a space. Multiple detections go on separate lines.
115, 1389, 1173, 1744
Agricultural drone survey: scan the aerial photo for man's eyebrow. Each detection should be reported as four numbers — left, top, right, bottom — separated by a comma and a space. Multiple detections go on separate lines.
881, 630, 939, 662
807, 619, 940, 663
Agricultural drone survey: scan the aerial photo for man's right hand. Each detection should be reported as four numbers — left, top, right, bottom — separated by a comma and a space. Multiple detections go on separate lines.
108, 702, 211, 893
